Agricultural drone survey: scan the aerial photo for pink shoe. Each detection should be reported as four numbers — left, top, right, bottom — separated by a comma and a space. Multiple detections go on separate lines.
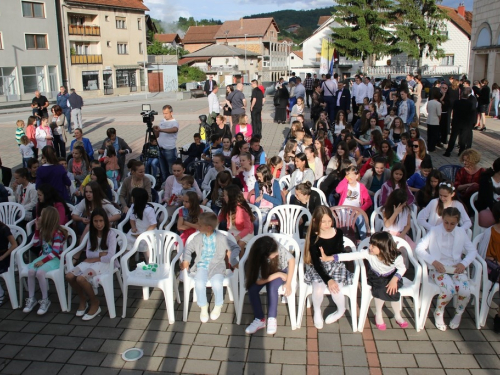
375, 321, 386, 330
396, 320, 408, 328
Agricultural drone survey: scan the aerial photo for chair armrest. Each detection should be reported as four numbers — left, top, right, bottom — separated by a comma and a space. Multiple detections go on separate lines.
26, 219, 35, 237
470, 257, 483, 287
15, 239, 35, 269
407, 254, 423, 285
65, 240, 87, 273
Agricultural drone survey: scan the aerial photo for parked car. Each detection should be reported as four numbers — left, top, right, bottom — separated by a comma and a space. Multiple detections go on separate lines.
420, 76, 444, 98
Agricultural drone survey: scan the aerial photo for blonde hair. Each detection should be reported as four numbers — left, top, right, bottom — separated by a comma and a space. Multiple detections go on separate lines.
460, 149, 481, 165
16, 120, 25, 127
39, 206, 68, 243
216, 114, 226, 123
20, 135, 30, 145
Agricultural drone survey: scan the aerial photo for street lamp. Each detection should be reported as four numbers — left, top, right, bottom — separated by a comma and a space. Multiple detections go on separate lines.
244, 33, 248, 74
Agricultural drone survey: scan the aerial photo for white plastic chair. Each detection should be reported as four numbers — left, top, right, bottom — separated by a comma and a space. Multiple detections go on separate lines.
65, 229, 127, 318
0, 202, 26, 226
357, 237, 423, 332
373, 190, 381, 211
165, 205, 213, 231
5, 187, 15, 202
316, 175, 327, 189
16, 227, 77, 312
474, 233, 499, 327
173, 230, 239, 322
296, 237, 360, 331
0, 225, 27, 309
120, 230, 181, 323
470, 192, 486, 240
278, 175, 291, 190
248, 203, 263, 235
417, 238, 482, 330
111, 189, 119, 204
370, 207, 422, 244
202, 189, 210, 201
286, 187, 328, 206
262, 205, 312, 242
145, 174, 156, 188
236, 233, 301, 329
115, 186, 122, 204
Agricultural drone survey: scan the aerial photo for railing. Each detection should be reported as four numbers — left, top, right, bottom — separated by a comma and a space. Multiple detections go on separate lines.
367, 65, 462, 76
71, 54, 102, 64
68, 24, 100, 36
199, 65, 239, 73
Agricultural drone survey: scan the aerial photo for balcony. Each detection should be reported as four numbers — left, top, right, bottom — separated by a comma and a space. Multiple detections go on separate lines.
71, 54, 102, 64
68, 24, 100, 36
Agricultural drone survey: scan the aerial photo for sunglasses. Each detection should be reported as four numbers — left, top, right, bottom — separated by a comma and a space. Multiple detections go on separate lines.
412, 145, 419, 148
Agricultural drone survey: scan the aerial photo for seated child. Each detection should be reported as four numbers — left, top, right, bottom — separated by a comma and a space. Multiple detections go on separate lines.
142, 135, 160, 179
396, 132, 409, 161
178, 191, 202, 244
407, 158, 433, 193
201, 134, 222, 162
27, 158, 38, 184
181, 212, 240, 322
14, 168, 37, 222
181, 133, 205, 168
180, 175, 197, 197
303, 134, 313, 147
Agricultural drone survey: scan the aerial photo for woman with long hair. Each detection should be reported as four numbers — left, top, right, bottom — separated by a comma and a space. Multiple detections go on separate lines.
413, 75, 423, 124
203, 170, 234, 215
231, 140, 252, 176
223, 85, 234, 129
177, 191, 202, 244
288, 152, 315, 194
254, 164, 282, 224
304, 145, 324, 181
372, 91, 387, 128
68, 145, 90, 189
36, 146, 72, 202
49, 105, 67, 158
126, 187, 157, 253
119, 160, 152, 214
36, 184, 71, 225
235, 114, 253, 142
278, 139, 297, 176
382, 189, 414, 248
403, 138, 432, 177
89, 167, 112, 202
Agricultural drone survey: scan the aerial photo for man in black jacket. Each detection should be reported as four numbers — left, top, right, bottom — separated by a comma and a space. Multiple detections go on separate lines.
203, 75, 215, 96
476, 79, 490, 131
444, 88, 474, 157
335, 81, 351, 115
0, 157, 12, 187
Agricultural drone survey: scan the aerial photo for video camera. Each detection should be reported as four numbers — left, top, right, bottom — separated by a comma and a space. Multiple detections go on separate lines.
141, 104, 158, 128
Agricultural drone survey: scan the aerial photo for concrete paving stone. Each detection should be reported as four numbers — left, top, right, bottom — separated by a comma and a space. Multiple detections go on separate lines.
459, 330, 487, 342
101, 354, 125, 368
48, 336, 84, 350
219, 323, 249, 336
470, 371, 500, 375
68, 316, 103, 326
187, 345, 213, 360
131, 299, 163, 309
481, 330, 500, 342
79, 338, 105, 352
444, 370, 471, 375
99, 340, 137, 354
193, 333, 228, 347
379, 354, 418, 368
89, 327, 124, 340
57, 364, 86, 375
82, 367, 120, 375
120, 329, 145, 341
282, 364, 307, 375
318, 321, 341, 333
118, 370, 144, 375
0, 360, 31, 375
50, 313, 74, 325
340, 333, 364, 346
45, 348, 74, 363
274, 327, 307, 338
21, 322, 47, 334
318, 332, 342, 352
122, 356, 163, 372
372, 329, 408, 341
405, 330, 431, 341
157, 358, 185, 374
399, 341, 436, 354
284, 337, 307, 351
146, 319, 170, 331
344, 367, 370, 375
433, 342, 459, 354
415, 354, 443, 368
129, 342, 158, 357
376, 340, 401, 353
166, 321, 201, 334
380, 368, 408, 375
226, 335, 252, 348
198, 322, 221, 334
407, 370, 445, 375
68, 350, 107, 366
0, 345, 23, 358
342, 346, 368, 367
182, 359, 221, 374
427, 329, 464, 341
438, 354, 480, 369
19, 361, 63, 375
249, 336, 284, 350
133, 309, 157, 319
319, 352, 343, 366
0, 332, 34, 345
27, 334, 55, 347
474, 355, 500, 369
320, 365, 345, 375
490, 342, 500, 355
117, 318, 151, 330
243, 362, 282, 375
69, 325, 94, 337
16, 346, 53, 362
97, 316, 122, 328
211, 347, 247, 362
153, 343, 191, 358
171, 332, 197, 345
0, 320, 28, 332
455, 341, 495, 354
219, 361, 246, 374
247, 349, 271, 363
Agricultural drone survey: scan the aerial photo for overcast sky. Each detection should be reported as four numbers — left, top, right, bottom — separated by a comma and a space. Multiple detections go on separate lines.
144, 0, 473, 25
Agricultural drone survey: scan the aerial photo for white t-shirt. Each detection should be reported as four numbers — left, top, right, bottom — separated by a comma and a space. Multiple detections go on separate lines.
492, 177, 500, 202
157, 118, 179, 150
344, 182, 361, 208
399, 100, 408, 123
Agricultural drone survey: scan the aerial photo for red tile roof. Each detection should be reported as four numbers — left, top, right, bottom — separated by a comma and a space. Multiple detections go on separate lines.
67, 0, 148, 11
214, 18, 279, 39
155, 34, 182, 44
178, 57, 209, 66
318, 16, 331, 26
183, 25, 222, 44
438, 5, 472, 37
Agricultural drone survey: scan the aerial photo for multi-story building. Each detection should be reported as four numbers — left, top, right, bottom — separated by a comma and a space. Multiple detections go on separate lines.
469, 0, 500, 84
58, 0, 149, 98
0, 0, 63, 102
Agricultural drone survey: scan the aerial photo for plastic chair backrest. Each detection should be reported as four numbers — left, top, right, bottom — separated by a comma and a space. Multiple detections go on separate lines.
438, 165, 461, 184
0, 202, 25, 225
165, 205, 214, 231
145, 174, 156, 188
285, 187, 328, 206
248, 203, 263, 235
264, 205, 311, 238
330, 205, 370, 234
132, 230, 178, 266
279, 175, 291, 190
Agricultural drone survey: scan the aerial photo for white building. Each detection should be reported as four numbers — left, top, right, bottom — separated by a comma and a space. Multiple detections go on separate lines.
469, 0, 500, 84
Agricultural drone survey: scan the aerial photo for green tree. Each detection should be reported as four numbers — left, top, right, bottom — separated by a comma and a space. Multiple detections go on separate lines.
389, 0, 449, 68
330, 0, 394, 70
147, 39, 188, 57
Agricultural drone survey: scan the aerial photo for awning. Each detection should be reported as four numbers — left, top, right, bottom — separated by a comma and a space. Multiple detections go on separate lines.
114, 65, 140, 70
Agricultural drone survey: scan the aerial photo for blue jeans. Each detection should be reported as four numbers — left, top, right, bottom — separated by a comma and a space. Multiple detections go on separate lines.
248, 268, 286, 319
146, 158, 159, 178
159, 148, 177, 180
323, 96, 336, 123
23, 157, 31, 168
63, 108, 72, 133
495, 98, 499, 117
194, 268, 224, 307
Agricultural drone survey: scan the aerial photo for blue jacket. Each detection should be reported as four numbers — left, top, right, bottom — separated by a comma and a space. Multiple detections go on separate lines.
399, 98, 416, 124
254, 180, 282, 208
56, 93, 70, 110
70, 137, 94, 160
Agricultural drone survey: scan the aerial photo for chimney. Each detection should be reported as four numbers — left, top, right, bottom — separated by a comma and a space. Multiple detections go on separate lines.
240, 18, 244, 29
458, 3, 465, 17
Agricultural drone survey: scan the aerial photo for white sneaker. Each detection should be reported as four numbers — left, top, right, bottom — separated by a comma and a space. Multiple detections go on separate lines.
23, 297, 37, 313
267, 317, 277, 335
245, 318, 266, 334
210, 305, 222, 321
314, 315, 324, 329
200, 305, 209, 323
37, 298, 51, 315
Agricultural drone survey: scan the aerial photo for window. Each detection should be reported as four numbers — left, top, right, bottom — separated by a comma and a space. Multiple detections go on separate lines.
107, 41, 111, 47
105, 15, 109, 21
25, 34, 47, 49
22, 66, 45, 93
116, 17, 126, 29
116, 70, 136, 88
139, 42, 143, 54
22, 1, 45, 18
441, 55, 455, 66
138, 18, 142, 30
477, 27, 492, 47
82, 71, 99, 90
48, 66, 58, 93
0, 67, 18, 96
117, 43, 128, 55
74, 43, 89, 55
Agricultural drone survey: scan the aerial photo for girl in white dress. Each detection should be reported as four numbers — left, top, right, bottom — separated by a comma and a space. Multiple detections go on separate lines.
126, 188, 157, 262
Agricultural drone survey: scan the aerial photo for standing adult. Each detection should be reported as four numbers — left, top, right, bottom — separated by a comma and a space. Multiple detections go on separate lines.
153, 105, 179, 180
304, 73, 314, 108
311, 84, 326, 126
98, 128, 132, 178
71, 128, 94, 160
293, 77, 306, 104
397, 89, 416, 131
464, 81, 478, 150
364, 76, 374, 101
36, 146, 71, 202
223, 85, 234, 130
288, 72, 297, 84
68, 88, 84, 130
444, 88, 474, 157
476, 79, 490, 131
56, 86, 71, 134
426, 89, 442, 152
49, 105, 67, 158
321, 74, 338, 123
274, 83, 289, 124
335, 81, 351, 117
437, 82, 451, 147
250, 80, 265, 137
413, 75, 423, 124
31, 91, 49, 125
204, 75, 216, 96
207, 85, 220, 124
227, 83, 246, 133
352, 75, 362, 125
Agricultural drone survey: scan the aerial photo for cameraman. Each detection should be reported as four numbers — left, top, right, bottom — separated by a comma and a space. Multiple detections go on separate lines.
153, 104, 179, 180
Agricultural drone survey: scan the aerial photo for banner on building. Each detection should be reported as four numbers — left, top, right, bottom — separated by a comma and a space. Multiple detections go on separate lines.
320, 38, 334, 75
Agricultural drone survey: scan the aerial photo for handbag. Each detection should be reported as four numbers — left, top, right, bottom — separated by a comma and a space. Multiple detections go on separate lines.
486, 258, 500, 283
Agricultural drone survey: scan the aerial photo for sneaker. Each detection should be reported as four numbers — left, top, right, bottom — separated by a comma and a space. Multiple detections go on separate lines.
200, 305, 209, 323
267, 317, 277, 335
210, 305, 222, 321
245, 318, 266, 334
37, 298, 51, 315
23, 297, 37, 313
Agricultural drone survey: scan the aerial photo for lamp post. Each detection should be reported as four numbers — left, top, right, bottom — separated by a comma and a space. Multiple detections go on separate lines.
244, 33, 248, 79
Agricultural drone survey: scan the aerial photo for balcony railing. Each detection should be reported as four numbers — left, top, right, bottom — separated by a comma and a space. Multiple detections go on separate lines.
68, 24, 100, 36
71, 54, 102, 64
